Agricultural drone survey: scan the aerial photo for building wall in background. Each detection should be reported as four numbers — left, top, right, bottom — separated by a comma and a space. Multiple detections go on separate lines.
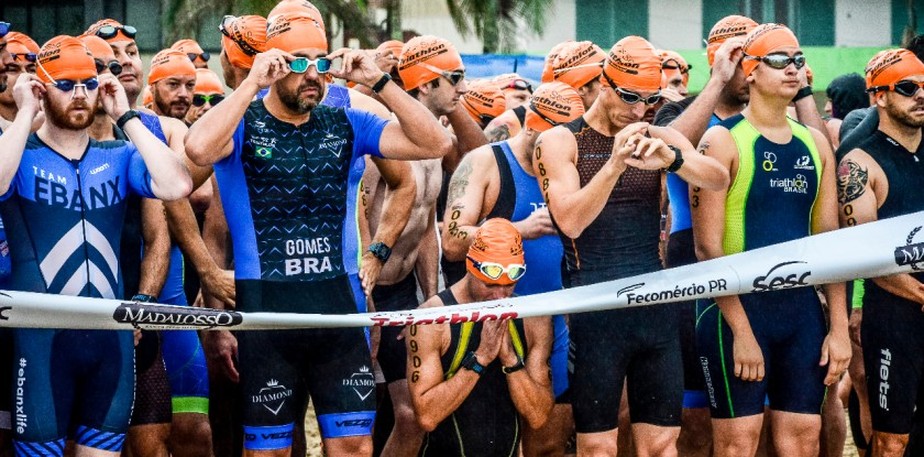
649, 0, 703, 50
837, 0, 892, 47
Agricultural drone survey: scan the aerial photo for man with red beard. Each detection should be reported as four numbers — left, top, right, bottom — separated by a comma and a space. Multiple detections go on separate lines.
0, 35, 191, 457
148, 49, 196, 120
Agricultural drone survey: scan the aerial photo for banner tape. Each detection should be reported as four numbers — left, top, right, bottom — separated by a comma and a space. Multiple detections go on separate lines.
0, 212, 921, 331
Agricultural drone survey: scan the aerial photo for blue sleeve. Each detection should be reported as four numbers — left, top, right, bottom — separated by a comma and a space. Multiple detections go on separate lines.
218, 120, 247, 166
346, 108, 388, 158
127, 144, 157, 199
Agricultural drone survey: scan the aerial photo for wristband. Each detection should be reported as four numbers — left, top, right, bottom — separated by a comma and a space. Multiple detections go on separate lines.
371, 73, 392, 94
502, 357, 525, 375
460, 351, 485, 376
131, 294, 157, 303
116, 109, 140, 131
665, 145, 684, 173
793, 86, 813, 102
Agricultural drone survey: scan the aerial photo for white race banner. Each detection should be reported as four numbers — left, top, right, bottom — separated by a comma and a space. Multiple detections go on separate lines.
0, 212, 922, 331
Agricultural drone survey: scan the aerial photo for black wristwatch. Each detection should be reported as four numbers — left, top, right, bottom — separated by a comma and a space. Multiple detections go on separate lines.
371, 73, 392, 94
793, 85, 813, 102
367, 241, 392, 263
502, 356, 525, 375
460, 351, 485, 376
665, 145, 684, 173
132, 294, 157, 303
116, 109, 141, 130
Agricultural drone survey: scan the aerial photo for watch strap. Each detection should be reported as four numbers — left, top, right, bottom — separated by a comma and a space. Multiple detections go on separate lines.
461, 351, 485, 376
116, 109, 140, 131
502, 357, 525, 374
371, 73, 392, 94
793, 85, 813, 102
368, 241, 391, 262
666, 145, 684, 173
132, 294, 157, 303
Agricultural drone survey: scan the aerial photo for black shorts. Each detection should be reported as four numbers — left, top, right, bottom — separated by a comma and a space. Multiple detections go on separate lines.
371, 273, 418, 384
569, 304, 683, 432
237, 279, 375, 450
862, 284, 924, 434
696, 288, 827, 419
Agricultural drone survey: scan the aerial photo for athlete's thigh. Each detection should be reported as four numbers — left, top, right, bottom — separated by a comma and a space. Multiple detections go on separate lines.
71, 330, 135, 445
766, 302, 827, 415
626, 315, 683, 426
569, 309, 630, 433
12, 329, 71, 447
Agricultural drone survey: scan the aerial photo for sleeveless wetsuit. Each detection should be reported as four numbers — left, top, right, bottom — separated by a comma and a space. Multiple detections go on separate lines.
696, 114, 827, 418
486, 141, 570, 399
557, 117, 682, 432
419, 289, 526, 457
215, 99, 387, 449
857, 130, 924, 434
1, 133, 156, 454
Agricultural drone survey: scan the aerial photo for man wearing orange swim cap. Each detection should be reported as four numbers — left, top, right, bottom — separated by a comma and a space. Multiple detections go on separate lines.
148, 48, 197, 120
172, 39, 210, 69
185, 68, 224, 125
441, 82, 584, 456
691, 23, 849, 457
407, 218, 554, 456
459, 79, 506, 128
218, 14, 268, 89
838, 48, 924, 457
493, 73, 532, 110
85, 19, 144, 108
185, 11, 452, 456
0, 22, 16, 97
534, 35, 729, 456
0, 31, 38, 127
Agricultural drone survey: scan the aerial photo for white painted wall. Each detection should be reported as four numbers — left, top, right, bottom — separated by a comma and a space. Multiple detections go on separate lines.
835, 0, 891, 47
648, 0, 704, 50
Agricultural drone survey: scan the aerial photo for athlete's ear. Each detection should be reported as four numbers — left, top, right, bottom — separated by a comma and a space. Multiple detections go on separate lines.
874, 92, 887, 109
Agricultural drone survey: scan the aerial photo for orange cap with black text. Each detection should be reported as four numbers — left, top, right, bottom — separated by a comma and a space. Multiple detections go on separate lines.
265, 11, 327, 53
36, 36, 97, 84
706, 15, 757, 66
398, 35, 463, 91
377, 39, 404, 59
601, 36, 662, 93
461, 79, 506, 126
220, 15, 267, 70
741, 23, 800, 77
268, 0, 325, 30
466, 218, 525, 286
865, 48, 924, 90
148, 48, 196, 85
552, 41, 605, 90
542, 40, 575, 83
524, 81, 585, 132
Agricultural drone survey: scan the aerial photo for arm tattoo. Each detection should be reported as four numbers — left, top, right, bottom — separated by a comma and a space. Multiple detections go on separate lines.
447, 159, 473, 206
836, 159, 869, 204
486, 124, 511, 143
697, 141, 710, 155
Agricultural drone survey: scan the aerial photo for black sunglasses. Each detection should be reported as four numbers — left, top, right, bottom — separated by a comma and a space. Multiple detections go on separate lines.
218, 15, 261, 57
11, 53, 37, 63
868, 80, 924, 97
192, 93, 225, 107
0, 22, 10, 38
601, 71, 662, 105
95, 24, 138, 40
188, 52, 210, 62
745, 53, 806, 70
94, 58, 123, 76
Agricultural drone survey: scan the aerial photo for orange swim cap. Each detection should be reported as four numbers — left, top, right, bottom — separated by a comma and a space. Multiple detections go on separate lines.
660, 49, 690, 87
741, 23, 800, 77
6, 32, 39, 60
36, 35, 97, 84
552, 41, 605, 90
865, 48, 924, 90
79, 35, 116, 61
194, 68, 224, 94
466, 218, 525, 286
265, 12, 328, 54
601, 36, 662, 93
141, 85, 153, 107
268, 0, 325, 30
706, 15, 757, 67
524, 81, 585, 133
84, 19, 135, 44
148, 48, 196, 85
220, 15, 267, 70
542, 40, 575, 83
398, 35, 463, 91
377, 39, 404, 59
461, 79, 506, 126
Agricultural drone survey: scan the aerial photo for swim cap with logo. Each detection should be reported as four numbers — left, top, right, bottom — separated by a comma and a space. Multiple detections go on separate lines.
461, 79, 506, 125
265, 12, 328, 54
741, 23, 800, 77
601, 36, 662, 93
706, 15, 757, 66
148, 48, 196, 85
268, 0, 325, 30
524, 81, 585, 132
220, 15, 267, 70
865, 48, 924, 90
542, 40, 575, 83
7, 32, 40, 59
552, 41, 605, 90
377, 39, 404, 59
172, 39, 206, 57
398, 35, 463, 91
36, 35, 97, 84
84, 19, 134, 44
193, 68, 224, 94
467, 218, 525, 286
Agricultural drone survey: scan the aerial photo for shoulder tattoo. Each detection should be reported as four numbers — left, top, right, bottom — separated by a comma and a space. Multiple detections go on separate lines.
447, 159, 473, 206
836, 159, 868, 204
486, 123, 511, 143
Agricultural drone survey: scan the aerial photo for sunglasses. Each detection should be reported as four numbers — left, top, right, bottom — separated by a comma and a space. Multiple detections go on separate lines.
662, 59, 691, 73
289, 57, 331, 74
601, 71, 662, 105
11, 53, 37, 63
188, 52, 210, 62
95, 59, 123, 76
0, 22, 9, 38
467, 256, 527, 282
868, 80, 924, 97
49, 78, 100, 96
745, 53, 806, 70
419, 62, 465, 86
502, 78, 533, 93
219, 15, 261, 57
95, 24, 138, 40
192, 93, 225, 106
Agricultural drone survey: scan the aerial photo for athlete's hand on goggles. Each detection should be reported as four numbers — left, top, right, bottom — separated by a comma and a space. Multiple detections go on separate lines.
467, 256, 527, 282
12, 73, 45, 117
326, 48, 388, 88
247, 49, 297, 89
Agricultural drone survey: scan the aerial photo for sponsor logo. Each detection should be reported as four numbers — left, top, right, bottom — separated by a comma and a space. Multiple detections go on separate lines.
879, 348, 892, 411
616, 283, 645, 298
894, 226, 924, 271
752, 261, 811, 292
15, 358, 26, 433
112, 303, 243, 329
34, 175, 122, 211
0, 306, 9, 320
336, 418, 374, 428
343, 366, 375, 401
369, 308, 519, 327
769, 174, 808, 194
319, 133, 348, 157
700, 357, 718, 409
623, 281, 723, 305
762, 151, 778, 172
793, 155, 815, 171
252, 379, 293, 415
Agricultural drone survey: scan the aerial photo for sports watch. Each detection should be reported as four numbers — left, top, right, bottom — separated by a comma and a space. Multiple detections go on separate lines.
367, 241, 392, 263
460, 351, 485, 376
665, 145, 684, 173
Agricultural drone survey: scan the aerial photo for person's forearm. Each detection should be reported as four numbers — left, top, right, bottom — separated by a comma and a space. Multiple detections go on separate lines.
374, 80, 451, 159
372, 175, 414, 249
823, 282, 849, 334
669, 78, 724, 145
121, 118, 192, 201
872, 274, 924, 305
138, 199, 171, 298
415, 220, 440, 299
443, 108, 488, 173
165, 198, 221, 279
413, 370, 481, 431
0, 110, 34, 194
440, 220, 478, 262
186, 79, 260, 167
202, 186, 231, 270
507, 362, 554, 429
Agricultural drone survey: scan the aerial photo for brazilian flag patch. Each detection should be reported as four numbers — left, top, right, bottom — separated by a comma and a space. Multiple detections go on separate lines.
255, 146, 273, 159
